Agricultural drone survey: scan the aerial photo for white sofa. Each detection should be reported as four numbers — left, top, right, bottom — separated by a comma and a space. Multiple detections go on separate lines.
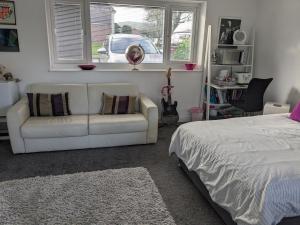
7, 83, 158, 154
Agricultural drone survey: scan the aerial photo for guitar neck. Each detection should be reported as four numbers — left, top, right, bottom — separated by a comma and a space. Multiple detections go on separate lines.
167, 94, 172, 104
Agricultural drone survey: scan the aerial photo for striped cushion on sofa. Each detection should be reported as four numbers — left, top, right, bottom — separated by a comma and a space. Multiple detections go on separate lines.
27, 93, 71, 117
101, 93, 136, 115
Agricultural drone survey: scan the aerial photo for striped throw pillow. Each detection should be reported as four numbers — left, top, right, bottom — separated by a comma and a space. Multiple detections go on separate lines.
27, 93, 71, 117
101, 93, 136, 115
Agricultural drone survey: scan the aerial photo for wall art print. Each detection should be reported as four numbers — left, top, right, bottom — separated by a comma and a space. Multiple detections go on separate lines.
0, 1, 16, 25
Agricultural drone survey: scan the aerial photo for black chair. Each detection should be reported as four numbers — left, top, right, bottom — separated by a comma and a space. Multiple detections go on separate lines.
234, 78, 273, 115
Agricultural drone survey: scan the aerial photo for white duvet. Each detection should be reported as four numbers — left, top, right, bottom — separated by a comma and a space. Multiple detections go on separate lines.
169, 114, 300, 225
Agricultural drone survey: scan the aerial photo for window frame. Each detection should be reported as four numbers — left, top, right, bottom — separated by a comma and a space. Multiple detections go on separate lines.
45, 0, 205, 71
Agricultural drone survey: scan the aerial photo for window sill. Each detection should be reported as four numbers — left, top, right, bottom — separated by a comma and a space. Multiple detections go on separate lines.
49, 68, 203, 72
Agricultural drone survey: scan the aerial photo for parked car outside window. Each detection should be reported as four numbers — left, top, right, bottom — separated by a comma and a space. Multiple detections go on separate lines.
97, 34, 163, 63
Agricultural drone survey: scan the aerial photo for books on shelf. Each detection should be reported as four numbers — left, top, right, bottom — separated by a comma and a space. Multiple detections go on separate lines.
216, 89, 225, 104
205, 86, 244, 105
240, 49, 250, 65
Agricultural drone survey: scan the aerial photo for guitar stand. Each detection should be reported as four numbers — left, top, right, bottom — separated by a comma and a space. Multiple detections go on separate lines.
159, 114, 180, 127
159, 122, 180, 128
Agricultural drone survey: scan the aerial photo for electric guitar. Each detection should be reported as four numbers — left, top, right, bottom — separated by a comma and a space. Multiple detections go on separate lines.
161, 68, 179, 117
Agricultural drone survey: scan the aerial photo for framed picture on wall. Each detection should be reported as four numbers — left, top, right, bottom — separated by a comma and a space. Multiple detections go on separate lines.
218, 17, 241, 45
0, 1, 16, 25
0, 29, 19, 52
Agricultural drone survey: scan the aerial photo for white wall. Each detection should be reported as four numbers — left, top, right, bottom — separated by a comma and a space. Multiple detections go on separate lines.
255, 0, 300, 108
0, 0, 257, 121
206, 0, 257, 50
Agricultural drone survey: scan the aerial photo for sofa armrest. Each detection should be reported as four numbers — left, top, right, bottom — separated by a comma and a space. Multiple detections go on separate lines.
7, 97, 30, 154
140, 94, 158, 143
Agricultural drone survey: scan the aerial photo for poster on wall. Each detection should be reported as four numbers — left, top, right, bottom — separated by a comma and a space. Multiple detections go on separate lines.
0, 1, 16, 25
218, 17, 241, 45
0, 29, 19, 52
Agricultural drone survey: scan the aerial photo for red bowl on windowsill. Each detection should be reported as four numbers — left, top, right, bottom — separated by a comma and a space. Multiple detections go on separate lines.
78, 64, 96, 70
185, 63, 197, 71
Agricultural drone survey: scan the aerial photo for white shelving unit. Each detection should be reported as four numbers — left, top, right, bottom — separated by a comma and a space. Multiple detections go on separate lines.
201, 25, 255, 120
209, 83, 248, 90
204, 101, 231, 107
211, 64, 253, 67
218, 44, 254, 47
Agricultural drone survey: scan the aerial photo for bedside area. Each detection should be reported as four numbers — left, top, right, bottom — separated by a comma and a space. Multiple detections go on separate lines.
263, 102, 291, 115
0, 80, 19, 140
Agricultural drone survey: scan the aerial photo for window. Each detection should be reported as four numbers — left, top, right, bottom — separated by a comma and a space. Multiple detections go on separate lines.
46, 0, 203, 70
170, 10, 194, 61
90, 3, 164, 63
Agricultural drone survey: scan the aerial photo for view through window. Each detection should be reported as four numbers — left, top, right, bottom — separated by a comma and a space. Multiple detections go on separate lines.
90, 3, 164, 63
170, 10, 194, 61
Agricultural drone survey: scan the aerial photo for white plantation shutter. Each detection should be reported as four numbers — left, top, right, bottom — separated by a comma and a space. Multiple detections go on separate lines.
53, 0, 85, 61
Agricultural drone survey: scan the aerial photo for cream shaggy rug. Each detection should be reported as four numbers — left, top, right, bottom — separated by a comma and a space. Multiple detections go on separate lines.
0, 167, 176, 225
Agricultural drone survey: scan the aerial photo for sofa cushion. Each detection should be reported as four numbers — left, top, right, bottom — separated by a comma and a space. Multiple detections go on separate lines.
89, 113, 148, 135
21, 115, 88, 138
101, 93, 136, 115
27, 93, 71, 117
27, 84, 88, 115
88, 83, 139, 115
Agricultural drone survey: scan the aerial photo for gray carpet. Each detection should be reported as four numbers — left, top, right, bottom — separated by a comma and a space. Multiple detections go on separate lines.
0, 167, 175, 225
0, 126, 224, 225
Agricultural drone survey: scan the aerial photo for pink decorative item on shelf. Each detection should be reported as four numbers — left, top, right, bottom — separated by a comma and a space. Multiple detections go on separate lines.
185, 63, 197, 71
78, 65, 96, 70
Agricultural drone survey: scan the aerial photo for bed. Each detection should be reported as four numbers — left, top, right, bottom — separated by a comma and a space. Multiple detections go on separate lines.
169, 114, 300, 225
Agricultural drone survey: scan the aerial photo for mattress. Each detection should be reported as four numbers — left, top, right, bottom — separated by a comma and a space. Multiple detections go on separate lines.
169, 114, 300, 225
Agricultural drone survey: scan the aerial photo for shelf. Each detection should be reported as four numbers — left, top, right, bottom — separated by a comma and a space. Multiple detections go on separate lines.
50, 68, 203, 72
0, 127, 9, 140
211, 64, 252, 67
208, 83, 248, 90
218, 44, 254, 47
0, 136, 9, 140
204, 101, 231, 107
